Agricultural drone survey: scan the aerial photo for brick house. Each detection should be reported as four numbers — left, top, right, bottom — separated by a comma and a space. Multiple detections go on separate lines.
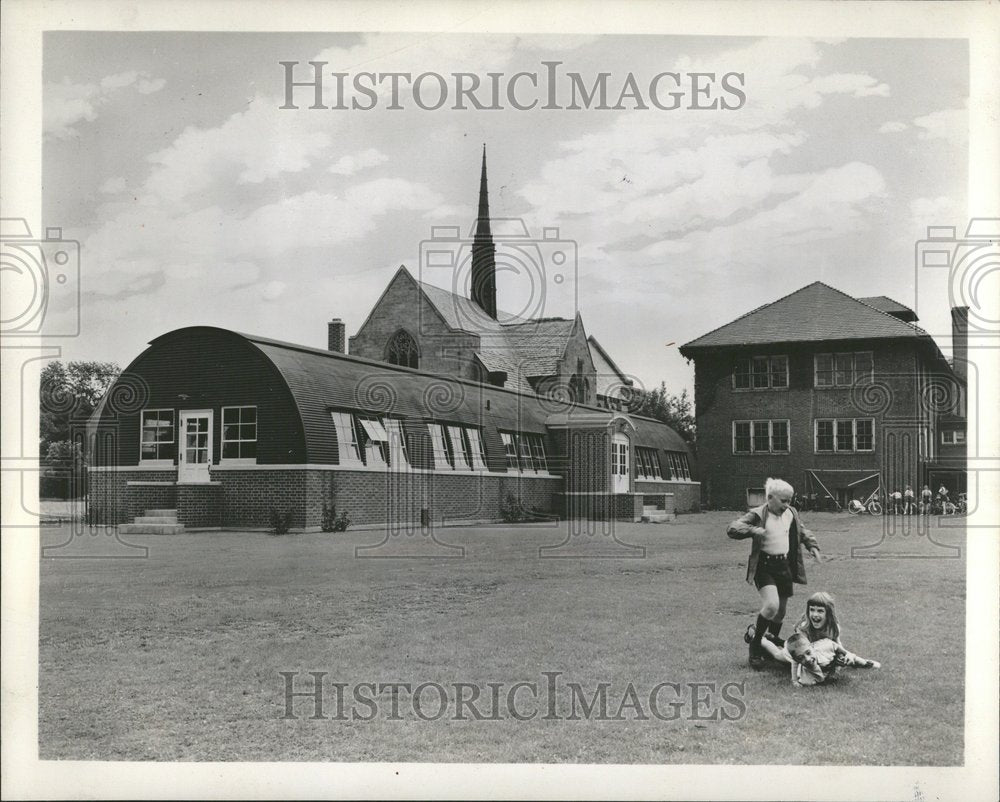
678, 283, 964, 510
87, 150, 698, 531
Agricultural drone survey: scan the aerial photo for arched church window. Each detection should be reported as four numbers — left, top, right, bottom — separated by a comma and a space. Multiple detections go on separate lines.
385, 329, 419, 369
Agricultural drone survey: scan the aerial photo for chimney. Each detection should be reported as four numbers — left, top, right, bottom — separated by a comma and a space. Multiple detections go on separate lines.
328, 319, 346, 353
950, 306, 968, 383
471, 144, 498, 319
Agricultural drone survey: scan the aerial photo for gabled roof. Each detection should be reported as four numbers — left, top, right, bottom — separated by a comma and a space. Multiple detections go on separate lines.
858, 295, 918, 322
680, 282, 930, 353
588, 335, 633, 399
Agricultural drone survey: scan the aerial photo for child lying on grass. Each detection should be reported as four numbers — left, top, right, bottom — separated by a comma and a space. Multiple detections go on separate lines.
757, 592, 881, 686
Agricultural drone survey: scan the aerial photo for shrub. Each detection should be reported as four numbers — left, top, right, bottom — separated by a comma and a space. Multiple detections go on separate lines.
333, 510, 351, 532
321, 502, 336, 533
269, 509, 292, 535
499, 491, 525, 523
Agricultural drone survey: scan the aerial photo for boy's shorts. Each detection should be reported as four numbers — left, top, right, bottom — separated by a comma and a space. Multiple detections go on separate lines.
754, 553, 794, 597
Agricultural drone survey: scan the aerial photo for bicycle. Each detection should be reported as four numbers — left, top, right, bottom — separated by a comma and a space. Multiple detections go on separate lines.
848, 487, 883, 515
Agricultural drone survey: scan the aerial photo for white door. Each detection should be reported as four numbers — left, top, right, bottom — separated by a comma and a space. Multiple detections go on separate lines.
178, 410, 212, 483
611, 433, 630, 494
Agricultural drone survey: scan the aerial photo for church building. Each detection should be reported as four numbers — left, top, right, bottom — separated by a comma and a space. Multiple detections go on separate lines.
87, 150, 698, 532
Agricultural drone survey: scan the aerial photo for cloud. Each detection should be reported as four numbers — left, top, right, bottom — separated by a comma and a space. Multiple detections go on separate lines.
99, 176, 127, 194
329, 148, 389, 175
879, 121, 908, 133
44, 71, 166, 139
913, 108, 966, 147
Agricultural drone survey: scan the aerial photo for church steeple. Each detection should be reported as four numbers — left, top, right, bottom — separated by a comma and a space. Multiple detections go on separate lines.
471, 145, 497, 319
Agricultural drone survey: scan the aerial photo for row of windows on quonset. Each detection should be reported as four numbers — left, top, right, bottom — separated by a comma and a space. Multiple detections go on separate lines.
726, 417, 961, 455
141, 406, 692, 479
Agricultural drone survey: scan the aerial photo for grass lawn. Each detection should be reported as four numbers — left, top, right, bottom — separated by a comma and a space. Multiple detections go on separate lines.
38, 512, 965, 764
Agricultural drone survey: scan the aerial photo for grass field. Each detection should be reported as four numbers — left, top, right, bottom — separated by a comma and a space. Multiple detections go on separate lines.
38, 511, 965, 764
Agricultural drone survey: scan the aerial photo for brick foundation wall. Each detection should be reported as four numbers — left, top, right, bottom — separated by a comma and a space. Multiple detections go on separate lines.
88, 470, 176, 525
176, 483, 224, 527
312, 469, 560, 528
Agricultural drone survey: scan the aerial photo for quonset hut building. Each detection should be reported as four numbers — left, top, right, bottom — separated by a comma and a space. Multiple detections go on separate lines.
88, 151, 699, 532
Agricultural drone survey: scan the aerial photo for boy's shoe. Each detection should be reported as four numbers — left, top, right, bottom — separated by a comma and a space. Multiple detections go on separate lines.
748, 644, 766, 670
743, 624, 755, 645
765, 633, 785, 649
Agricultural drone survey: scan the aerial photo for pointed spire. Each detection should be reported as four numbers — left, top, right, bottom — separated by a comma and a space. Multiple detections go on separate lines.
471, 144, 497, 319
476, 144, 492, 239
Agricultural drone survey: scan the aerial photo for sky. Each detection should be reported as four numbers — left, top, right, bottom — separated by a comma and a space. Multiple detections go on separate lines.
42, 33, 969, 396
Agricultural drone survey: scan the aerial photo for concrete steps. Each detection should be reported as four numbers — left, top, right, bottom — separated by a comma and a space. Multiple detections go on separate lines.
119, 508, 185, 535
640, 505, 674, 524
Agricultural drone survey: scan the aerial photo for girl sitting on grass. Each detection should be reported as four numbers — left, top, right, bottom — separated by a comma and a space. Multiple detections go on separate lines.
758, 591, 881, 685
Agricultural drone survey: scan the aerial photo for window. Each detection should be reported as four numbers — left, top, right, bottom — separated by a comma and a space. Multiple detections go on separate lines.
428, 423, 453, 469
816, 420, 834, 452
815, 418, 876, 453
733, 420, 790, 454
636, 447, 663, 480
499, 431, 547, 473
466, 428, 488, 471
385, 418, 410, 468
221, 406, 257, 460
835, 420, 854, 451
733, 421, 752, 453
500, 432, 519, 470
447, 425, 472, 470
941, 430, 966, 445
332, 411, 406, 468
385, 329, 418, 369
356, 414, 389, 466
855, 419, 874, 451
525, 433, 548, 473
663, 451, 691, 480
734, 355, 788, 390
141, 409, 175, 461
814, 352, 874, 387
771, 420, 789, 452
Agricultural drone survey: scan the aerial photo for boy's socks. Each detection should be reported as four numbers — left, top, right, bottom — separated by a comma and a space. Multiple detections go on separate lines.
751, 614, 770, 648
767, 619, 783, 644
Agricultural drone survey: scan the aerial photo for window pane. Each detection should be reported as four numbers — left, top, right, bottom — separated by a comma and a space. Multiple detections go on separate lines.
500, 432, 519, 469
771, 420, 789, 452
429, 424, 452, 469
815, 354, 833, 387
467, 428, 487, 470
223, 408, 238, 425
816, 420, 834, 451
222, 442, 238, 459
955, 430, 966, 444
752, 357, 770, 388
835, 353, 853, 386
733, 359, 751, 390
836, 419, 854, 451
854, 352, 873, 382
734, 422, 751, 453
752, 421, 770, 452
855, 419, 873, 451
770, 356, 788, 388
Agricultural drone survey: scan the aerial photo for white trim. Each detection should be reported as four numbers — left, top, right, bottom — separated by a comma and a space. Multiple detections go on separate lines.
90, 465, 178, 472
139, 408, 176, 464
178, 409, 213, 483
125, 480, 176, 486
221, 405, 258, 463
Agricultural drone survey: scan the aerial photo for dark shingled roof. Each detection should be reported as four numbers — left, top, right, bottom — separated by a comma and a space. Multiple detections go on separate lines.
858, 295, 918, 322
680, 282, 930, 353
411, 268, 578, 390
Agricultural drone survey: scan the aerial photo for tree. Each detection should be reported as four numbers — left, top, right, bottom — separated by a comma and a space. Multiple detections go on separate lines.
40, 360, 121, 458
631, 383, 696, 444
